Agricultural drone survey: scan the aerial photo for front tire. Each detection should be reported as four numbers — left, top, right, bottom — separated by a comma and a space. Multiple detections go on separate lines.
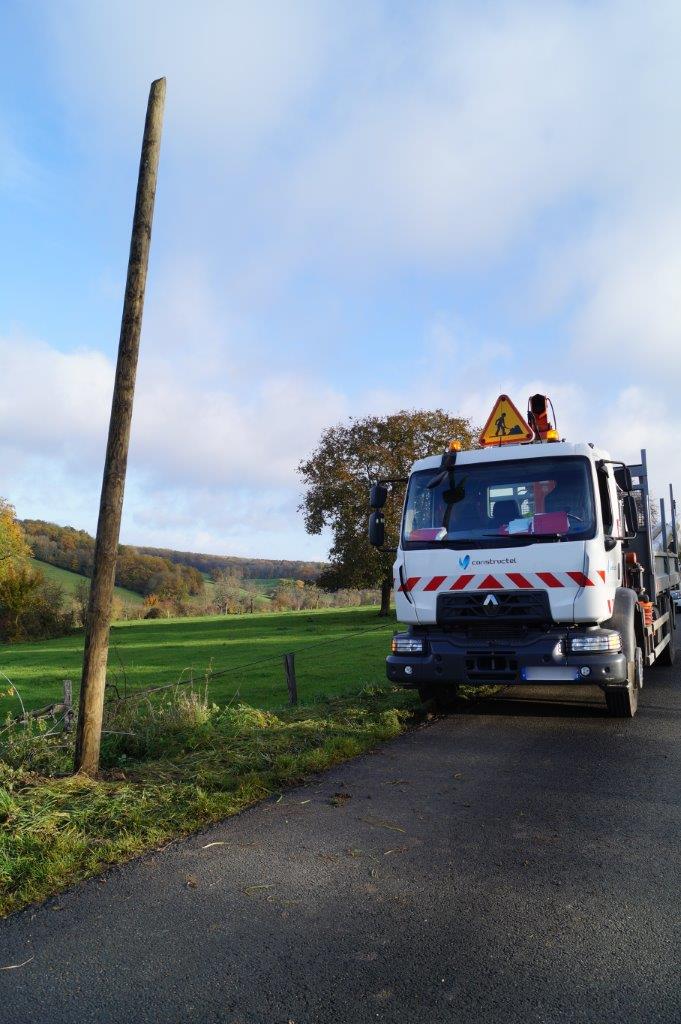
418, 683, 459, 712
603, 589, 642, 718
417, 683, 435, 704
605, 646, 641, 717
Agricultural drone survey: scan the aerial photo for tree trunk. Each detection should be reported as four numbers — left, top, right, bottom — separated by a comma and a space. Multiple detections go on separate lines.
379, 576, 392, 616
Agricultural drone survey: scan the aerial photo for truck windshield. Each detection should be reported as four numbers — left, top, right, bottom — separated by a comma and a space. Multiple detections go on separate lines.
403, 456, 596, 548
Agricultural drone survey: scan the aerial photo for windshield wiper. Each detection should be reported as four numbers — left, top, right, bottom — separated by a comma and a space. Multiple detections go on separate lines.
473, 532, 571, 545
408, 532, 581, 549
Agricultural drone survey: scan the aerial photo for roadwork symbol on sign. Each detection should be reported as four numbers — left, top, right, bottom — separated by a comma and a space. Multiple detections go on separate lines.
480, 394, 534, 446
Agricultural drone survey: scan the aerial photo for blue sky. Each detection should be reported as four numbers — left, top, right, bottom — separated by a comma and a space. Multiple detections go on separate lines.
2, 0, 681, 560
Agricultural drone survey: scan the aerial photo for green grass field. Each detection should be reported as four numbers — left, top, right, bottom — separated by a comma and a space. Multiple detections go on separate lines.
0, 607, 398, 716
31, 558, 144, 606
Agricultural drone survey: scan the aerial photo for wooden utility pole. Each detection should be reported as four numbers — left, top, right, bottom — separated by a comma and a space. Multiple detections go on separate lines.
74, 78, 166, 776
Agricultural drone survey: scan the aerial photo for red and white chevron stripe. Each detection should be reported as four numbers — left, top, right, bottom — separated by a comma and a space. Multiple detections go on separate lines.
398, 570, 606, 593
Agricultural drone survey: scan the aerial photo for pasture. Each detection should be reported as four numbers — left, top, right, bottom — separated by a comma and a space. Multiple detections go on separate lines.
30, 558, 144, 606
0, 607, 398, 716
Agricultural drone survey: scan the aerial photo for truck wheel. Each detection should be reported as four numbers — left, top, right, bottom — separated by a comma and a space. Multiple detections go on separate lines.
418, 684, 435, 704
656, 595, 676, 666
434, 685, 460, 712
604, 590, 641, 718
605, 646, 642, 718
418, 684, 459, 712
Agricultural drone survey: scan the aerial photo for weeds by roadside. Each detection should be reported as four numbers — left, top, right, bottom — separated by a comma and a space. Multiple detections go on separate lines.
0, 683, 419, 917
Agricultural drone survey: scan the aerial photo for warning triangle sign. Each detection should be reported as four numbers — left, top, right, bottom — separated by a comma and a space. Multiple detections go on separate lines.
479, 394, 534, 446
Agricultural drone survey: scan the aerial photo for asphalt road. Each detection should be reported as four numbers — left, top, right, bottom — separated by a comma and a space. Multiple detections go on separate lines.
1, 666, 680, 1024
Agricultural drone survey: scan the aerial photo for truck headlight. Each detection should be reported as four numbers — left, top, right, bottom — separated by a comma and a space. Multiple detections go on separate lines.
391, 635, 425, 654
569, 632, 621, 654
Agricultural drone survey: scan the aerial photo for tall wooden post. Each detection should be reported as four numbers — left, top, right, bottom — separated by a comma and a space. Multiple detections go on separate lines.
74, 78, 166, 776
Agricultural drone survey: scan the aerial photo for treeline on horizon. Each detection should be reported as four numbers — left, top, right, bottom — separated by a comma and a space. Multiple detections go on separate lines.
23, 520, 203, 599
135, 546, 324, 582
21, 520, 324, 597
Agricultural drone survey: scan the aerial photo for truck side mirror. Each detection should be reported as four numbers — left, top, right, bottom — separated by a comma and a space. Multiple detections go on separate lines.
370, 483, 388, 509
623, 495, 638, 537
614, 466, 633, 492
368, 511, 385, 547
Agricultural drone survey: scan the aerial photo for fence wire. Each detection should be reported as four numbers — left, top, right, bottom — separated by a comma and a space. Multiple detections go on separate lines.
103, 620, 395, 706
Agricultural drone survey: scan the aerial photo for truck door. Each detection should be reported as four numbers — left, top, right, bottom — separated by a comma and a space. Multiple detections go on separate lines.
590, 460, 620, 608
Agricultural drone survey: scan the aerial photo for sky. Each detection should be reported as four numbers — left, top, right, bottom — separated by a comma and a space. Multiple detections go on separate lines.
1, 0, 681, 561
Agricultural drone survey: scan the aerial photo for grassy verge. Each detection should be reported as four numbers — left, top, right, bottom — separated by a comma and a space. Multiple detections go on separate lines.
0, 685, 419, 918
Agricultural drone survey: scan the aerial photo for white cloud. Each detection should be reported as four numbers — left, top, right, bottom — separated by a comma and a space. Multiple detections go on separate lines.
0, 331, 112, 468
2, 325, 678, 559
130, 365, 347, 489
39, 1, 681, 339
0, 326, 345, 557
281, 3, 615, 268
0, 328, 347, 490
565, 209, 681, 367
7, 0, 681, 555
122, 481, 324, 559
44, 0, 341, 152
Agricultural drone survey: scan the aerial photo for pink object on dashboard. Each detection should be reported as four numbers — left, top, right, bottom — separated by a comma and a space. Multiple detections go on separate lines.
533, 512, 569, 534
408, 527, 447, 541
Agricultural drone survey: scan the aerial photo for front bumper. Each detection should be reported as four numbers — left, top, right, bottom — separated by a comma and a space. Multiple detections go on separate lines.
387, 628, 628, 688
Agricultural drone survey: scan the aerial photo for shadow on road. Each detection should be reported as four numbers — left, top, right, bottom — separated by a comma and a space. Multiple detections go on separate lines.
462, 685, 609, 718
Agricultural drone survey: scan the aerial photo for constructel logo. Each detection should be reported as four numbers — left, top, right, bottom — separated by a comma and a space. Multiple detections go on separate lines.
460, 556, 517, 568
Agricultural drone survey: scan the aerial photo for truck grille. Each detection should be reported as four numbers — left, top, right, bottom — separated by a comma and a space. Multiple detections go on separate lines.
437, 589, 551, 627
462, 624, 532, 642
465, 654, 518, 682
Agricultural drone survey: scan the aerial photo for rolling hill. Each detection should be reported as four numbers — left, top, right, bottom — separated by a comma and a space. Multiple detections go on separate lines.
31, 559, 144, 606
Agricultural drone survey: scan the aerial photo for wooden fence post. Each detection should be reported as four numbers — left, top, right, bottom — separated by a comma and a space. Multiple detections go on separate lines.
283, 653, 297, 705
63, 679, 74, 732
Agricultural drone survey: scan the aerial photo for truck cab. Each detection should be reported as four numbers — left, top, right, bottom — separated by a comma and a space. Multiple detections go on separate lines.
369, 395, 679, 718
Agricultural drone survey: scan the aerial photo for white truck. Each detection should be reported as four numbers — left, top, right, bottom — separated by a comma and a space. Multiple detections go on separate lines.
369, 394, 679, 717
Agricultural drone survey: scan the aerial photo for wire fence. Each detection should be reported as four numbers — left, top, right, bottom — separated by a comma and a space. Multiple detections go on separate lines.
0, 618, 397, 735
105, 620, 394, 706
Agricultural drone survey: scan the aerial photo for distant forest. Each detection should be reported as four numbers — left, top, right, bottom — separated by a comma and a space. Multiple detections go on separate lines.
21, 520, 324, 598
22, 520, 205, 598
135, 546, 324, 582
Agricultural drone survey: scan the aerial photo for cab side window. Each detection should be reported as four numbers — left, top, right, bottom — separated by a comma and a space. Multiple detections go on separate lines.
597, 464, 614, 535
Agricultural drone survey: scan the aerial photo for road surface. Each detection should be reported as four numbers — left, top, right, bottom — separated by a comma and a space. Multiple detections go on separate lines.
1, 666, 679, 1023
